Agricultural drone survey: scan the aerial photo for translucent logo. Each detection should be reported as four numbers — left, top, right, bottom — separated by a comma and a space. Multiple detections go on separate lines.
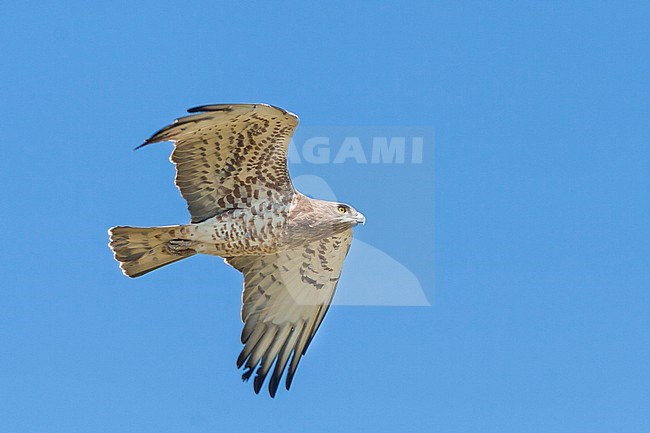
292, 174, 431, 306
289, 126, 430, 165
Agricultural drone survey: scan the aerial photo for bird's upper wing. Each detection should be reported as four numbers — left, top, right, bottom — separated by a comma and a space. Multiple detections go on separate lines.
139, 104, 299, 223
226, 229, 353, 397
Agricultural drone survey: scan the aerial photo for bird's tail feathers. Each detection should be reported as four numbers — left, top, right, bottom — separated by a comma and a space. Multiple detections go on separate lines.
108, 225, 196, 278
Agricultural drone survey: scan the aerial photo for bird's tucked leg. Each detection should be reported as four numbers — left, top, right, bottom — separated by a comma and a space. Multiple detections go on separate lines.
166, 239, 198, 255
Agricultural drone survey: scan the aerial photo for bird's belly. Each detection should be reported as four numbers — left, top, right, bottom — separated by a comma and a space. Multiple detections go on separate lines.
191, 213, 286, 256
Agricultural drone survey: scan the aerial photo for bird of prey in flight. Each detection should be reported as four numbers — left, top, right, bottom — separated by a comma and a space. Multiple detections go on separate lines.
108, 104, 365, 397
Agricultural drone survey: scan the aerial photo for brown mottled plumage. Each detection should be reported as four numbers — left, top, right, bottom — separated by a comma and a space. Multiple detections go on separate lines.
108, 104, 365, 397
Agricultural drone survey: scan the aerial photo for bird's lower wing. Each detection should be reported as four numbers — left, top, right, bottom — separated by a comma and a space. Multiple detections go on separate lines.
226, 229, 353, 397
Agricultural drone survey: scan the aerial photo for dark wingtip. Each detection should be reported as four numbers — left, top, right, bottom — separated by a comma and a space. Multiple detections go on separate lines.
285, 370, 295, 391
236, 351, 248, 369
133, 141, 150, 151
187, 104, 235, 114
186, 103, 291, 116
254, 368, 274, 395
187, 105, 208, 113
268, 373, 281, 398
241, 367, 254, 382
253, 375, 264, 394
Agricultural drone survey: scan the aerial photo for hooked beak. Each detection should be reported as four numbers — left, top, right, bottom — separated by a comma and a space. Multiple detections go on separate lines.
354, 212, 366, 225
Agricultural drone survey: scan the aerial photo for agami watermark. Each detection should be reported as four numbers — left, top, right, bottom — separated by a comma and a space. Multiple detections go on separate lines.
286, 125, 434, 306
289, 126, 432, 165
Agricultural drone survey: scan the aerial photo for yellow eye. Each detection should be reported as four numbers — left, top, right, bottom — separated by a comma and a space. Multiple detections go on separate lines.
337, 206, 347, 214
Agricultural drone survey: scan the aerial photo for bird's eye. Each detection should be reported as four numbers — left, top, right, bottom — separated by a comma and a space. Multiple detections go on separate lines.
337, 206, 347, 214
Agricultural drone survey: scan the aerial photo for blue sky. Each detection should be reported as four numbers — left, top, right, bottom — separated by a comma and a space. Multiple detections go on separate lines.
1, 1, 648, 432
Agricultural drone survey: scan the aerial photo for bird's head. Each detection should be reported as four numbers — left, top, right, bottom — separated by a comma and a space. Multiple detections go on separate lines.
328, 202, 366, 227
290, 196, 365, 241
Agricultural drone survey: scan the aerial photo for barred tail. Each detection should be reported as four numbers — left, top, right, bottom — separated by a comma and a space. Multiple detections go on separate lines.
108, 225, 196, 278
